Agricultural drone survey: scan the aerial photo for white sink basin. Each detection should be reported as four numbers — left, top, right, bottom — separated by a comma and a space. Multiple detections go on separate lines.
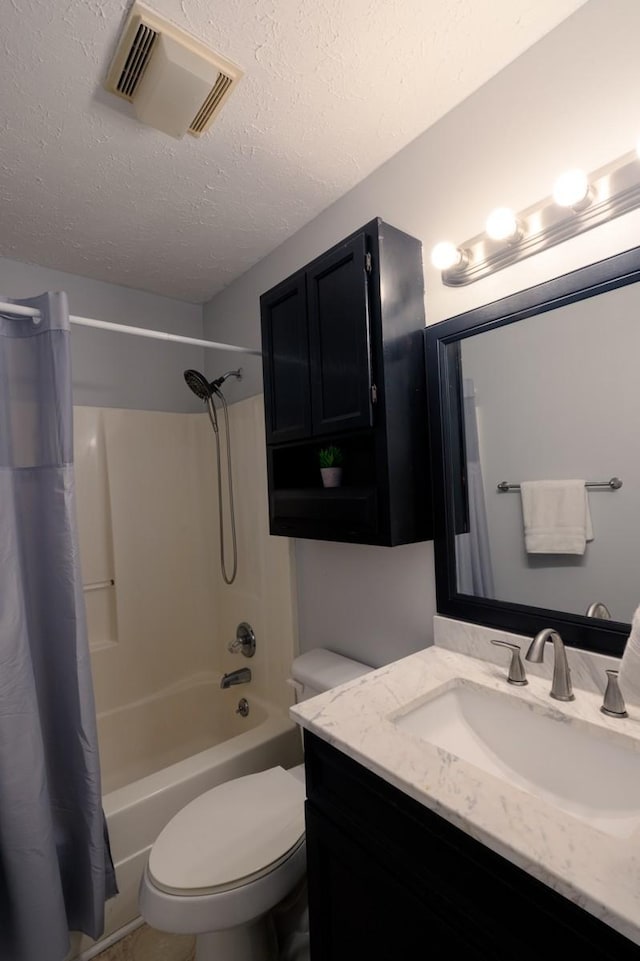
393, 680, 640, 838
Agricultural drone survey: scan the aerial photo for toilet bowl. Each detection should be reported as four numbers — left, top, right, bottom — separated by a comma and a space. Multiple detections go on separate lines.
138, 648, 372, 961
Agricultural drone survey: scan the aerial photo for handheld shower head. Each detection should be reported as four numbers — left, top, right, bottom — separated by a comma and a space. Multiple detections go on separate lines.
185, 368, 220, 432
185, 366, 240, 586
184, 369, 214, 401
183, 368, 242, 400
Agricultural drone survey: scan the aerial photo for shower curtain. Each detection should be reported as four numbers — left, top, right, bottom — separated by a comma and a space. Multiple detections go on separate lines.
456, 378, 495, 598
0, 293, 116, 961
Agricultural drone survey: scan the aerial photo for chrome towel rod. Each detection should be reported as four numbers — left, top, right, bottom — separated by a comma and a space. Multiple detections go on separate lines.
83, 579, 115, 593
0, 300, 261, 356
497, 477, 623, 493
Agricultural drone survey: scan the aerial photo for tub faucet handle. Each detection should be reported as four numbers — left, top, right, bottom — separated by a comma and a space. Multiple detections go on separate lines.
227, 622, 256, 658
490, 639, 528, 686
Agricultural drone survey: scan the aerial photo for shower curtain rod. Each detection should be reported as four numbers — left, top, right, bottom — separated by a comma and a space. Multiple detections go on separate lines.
0, 300, 262, 356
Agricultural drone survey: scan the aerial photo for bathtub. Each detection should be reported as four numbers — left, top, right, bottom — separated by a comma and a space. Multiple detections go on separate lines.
74, 675, 302, 957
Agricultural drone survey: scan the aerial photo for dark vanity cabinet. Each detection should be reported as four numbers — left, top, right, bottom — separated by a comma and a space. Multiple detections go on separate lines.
260, 218, 430, 545
304, 733, 640, 960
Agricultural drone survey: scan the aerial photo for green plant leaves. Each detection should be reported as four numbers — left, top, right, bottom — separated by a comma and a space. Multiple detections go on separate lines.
318, 445, 343, 467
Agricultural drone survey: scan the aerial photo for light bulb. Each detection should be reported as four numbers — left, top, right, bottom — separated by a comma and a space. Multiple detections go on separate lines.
485, 207, 521, 242
431, 241, 464, 271
552, 169, 590, 209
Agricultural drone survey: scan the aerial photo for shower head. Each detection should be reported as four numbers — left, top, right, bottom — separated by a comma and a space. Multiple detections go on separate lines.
184, 369, 214, 401
183, 368, 242, 400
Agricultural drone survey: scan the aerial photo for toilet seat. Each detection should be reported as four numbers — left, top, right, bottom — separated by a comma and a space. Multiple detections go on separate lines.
148, 766, 306, 897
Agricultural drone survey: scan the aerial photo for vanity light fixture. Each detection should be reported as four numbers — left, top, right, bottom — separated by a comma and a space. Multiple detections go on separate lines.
435, 146, 640, 286
430, 241, 467, 271
485, 207, 522, 242
552, 169, 592, 210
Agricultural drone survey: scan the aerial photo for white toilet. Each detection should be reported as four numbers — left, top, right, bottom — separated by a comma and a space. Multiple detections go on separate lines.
138, 648, 372, 961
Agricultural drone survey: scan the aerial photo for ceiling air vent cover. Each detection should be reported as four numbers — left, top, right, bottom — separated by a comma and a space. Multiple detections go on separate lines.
105, 2, 242, 139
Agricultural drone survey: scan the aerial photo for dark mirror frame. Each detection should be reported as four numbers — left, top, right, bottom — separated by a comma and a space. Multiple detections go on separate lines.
425, 244, 640, 657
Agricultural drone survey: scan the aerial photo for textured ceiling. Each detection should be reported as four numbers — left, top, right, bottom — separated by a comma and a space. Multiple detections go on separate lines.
0, 0, 586, 302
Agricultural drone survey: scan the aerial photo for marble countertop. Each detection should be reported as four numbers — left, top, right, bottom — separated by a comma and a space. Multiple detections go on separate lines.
291, 638, 640, 946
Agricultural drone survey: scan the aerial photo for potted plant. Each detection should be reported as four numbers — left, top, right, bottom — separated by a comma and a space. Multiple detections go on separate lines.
319, 446, 344, 488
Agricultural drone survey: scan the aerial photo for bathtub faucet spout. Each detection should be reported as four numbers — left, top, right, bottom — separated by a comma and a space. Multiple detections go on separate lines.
220, 667, 252, 689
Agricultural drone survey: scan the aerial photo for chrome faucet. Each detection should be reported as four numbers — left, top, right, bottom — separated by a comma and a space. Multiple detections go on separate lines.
586, 601, 612, 620
220, 667, 252, 689
525, 628, 575, 701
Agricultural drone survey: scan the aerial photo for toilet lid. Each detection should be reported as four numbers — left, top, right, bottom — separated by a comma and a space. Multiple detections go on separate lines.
148, 766, 306, 894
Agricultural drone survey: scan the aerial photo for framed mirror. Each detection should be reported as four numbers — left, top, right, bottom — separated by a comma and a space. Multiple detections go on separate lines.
425, 245, 640, 656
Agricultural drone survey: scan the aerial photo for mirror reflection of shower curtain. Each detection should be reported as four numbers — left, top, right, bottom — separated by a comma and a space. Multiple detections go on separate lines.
456, 379, 495, 597
0, 292, 116, 961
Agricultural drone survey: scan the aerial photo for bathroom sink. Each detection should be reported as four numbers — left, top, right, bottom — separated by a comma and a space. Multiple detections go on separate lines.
392, 680, 640, 838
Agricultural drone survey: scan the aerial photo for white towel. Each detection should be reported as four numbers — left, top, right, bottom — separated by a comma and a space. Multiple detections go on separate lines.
520, 480, 593, 554
620, 605, 640, 706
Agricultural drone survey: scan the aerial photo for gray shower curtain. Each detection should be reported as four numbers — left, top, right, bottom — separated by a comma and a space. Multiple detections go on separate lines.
0, 292, 116, 961
456, 378, 495, 598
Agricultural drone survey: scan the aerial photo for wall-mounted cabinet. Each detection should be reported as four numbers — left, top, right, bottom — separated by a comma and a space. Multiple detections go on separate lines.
260, 218, 431, 546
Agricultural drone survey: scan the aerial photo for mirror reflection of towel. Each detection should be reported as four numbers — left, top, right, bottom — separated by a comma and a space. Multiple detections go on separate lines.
520, 480, 593, 554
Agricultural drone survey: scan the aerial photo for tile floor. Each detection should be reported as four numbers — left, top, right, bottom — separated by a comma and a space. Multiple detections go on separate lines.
94, 924, 195, 961
94, 922, 311, 961
94, 883, 310, 961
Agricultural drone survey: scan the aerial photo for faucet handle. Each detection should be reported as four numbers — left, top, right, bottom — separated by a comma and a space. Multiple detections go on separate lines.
601, 670, 628, 718
490, 640, 528, 686
227, 622, 256, 658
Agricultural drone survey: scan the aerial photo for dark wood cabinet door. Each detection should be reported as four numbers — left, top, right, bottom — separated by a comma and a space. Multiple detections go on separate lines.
305, 803, 486, 961
307, 233, 373, 437
260, 271, 311, 443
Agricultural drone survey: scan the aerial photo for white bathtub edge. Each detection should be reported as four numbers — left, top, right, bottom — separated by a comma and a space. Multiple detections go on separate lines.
104, 714, 295, 816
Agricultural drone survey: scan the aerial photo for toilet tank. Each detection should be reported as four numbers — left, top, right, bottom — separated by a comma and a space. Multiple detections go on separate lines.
289, 648, 373, 703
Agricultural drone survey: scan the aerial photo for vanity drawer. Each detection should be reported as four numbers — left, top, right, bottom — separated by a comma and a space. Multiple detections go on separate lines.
304, 732, 640, 960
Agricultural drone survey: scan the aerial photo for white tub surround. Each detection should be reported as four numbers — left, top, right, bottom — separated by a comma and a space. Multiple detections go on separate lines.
291, 627, 640, 947
76, 400, 298, 724
97, 674, 270, 793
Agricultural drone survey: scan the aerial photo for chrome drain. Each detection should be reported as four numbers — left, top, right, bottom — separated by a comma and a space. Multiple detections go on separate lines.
236, 697, 249, 717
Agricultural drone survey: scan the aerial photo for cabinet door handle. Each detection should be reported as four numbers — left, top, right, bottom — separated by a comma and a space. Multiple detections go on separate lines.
371, 384, 378, 404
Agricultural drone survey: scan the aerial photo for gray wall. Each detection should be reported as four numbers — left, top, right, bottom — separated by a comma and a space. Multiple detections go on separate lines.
0, 257, 205, 412
202, 0, 640, 666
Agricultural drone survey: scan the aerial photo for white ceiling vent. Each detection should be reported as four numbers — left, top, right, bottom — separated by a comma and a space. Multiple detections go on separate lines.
105, 2, 243, 139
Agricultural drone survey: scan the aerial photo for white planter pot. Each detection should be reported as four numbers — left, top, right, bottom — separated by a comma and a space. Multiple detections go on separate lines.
320, 467, 343, 488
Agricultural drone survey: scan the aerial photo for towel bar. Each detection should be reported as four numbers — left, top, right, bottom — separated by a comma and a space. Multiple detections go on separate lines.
496, 477, 622, 493
83, 578, 116, 592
